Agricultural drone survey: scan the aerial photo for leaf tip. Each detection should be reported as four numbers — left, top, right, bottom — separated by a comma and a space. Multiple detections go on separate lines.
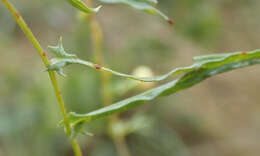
58, 36, 63, 47
94, 64, 102, 70
57, 69, 66, 77
167, 19, 174, 25
241, 51, 247, 55
59, 36, 63, 42
94, 5, 102, 13
42, 51, 46, 57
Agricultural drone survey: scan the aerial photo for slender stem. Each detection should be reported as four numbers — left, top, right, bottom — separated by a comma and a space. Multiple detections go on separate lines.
70, 138, 83, 156
85, 1, 131, 156
113, 134, 131, 156
109, 116, 131, 156
1, 0, 82, 156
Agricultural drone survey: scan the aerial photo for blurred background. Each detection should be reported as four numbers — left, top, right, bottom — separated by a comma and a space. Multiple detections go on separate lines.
1, 0, 260, 156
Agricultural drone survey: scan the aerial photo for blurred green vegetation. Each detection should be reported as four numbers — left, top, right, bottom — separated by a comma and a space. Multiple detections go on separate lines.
1, 0, 260, 156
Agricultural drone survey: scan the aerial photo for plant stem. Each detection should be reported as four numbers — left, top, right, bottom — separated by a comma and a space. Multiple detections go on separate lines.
1, 0, 82, 155
109, 116, 132, 156
85, 1, 131, 156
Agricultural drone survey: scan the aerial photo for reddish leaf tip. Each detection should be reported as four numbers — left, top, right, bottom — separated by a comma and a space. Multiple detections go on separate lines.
94, 64, 102, 70
242, 51, 247, 55
42, 52, 46, 57
168, 19, 174, 25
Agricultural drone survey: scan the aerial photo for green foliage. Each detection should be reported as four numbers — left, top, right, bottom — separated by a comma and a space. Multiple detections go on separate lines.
67, 0, 102, 13
60, 49, 260, 136
48, 37, 77, 58
47, 38, 260, 138
45, 38, 201, 82
98, 0, 172, 22
66, 0, 172, 22
2, 0, 260, 155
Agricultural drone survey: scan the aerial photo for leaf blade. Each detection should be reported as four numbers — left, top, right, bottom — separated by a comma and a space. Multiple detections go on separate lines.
98, 0, 171, 22
66, 50, 260, 128
67, 0, 102, 14
47, 39, 260, 83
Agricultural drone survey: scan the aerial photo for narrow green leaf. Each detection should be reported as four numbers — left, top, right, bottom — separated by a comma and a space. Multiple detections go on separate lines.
136, 0, 158, 5
64, 50, 260, 130
67, 0, 102, 14
98, 0, 172, 23
47, 39, 260, 83
46, 39, 194, 80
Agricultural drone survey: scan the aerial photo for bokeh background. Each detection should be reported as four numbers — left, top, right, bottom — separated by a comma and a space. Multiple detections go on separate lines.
1, 0, 260, 156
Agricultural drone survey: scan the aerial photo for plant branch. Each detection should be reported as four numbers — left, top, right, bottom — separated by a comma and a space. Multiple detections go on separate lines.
1, 0, 82, 155
66, 50, 260, 126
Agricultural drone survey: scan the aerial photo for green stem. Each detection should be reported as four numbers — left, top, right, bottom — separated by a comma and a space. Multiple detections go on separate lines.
1, 0, 82, 155
85, 0, 131, 155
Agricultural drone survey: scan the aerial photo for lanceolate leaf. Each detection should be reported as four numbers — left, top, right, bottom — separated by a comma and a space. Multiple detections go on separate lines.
137, 0, 158, 4
48, 38, 194, 81
47, 39, 260, 84
64, 50, 260, 130
67, 0, 102, 14
98, 0, 172, 23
